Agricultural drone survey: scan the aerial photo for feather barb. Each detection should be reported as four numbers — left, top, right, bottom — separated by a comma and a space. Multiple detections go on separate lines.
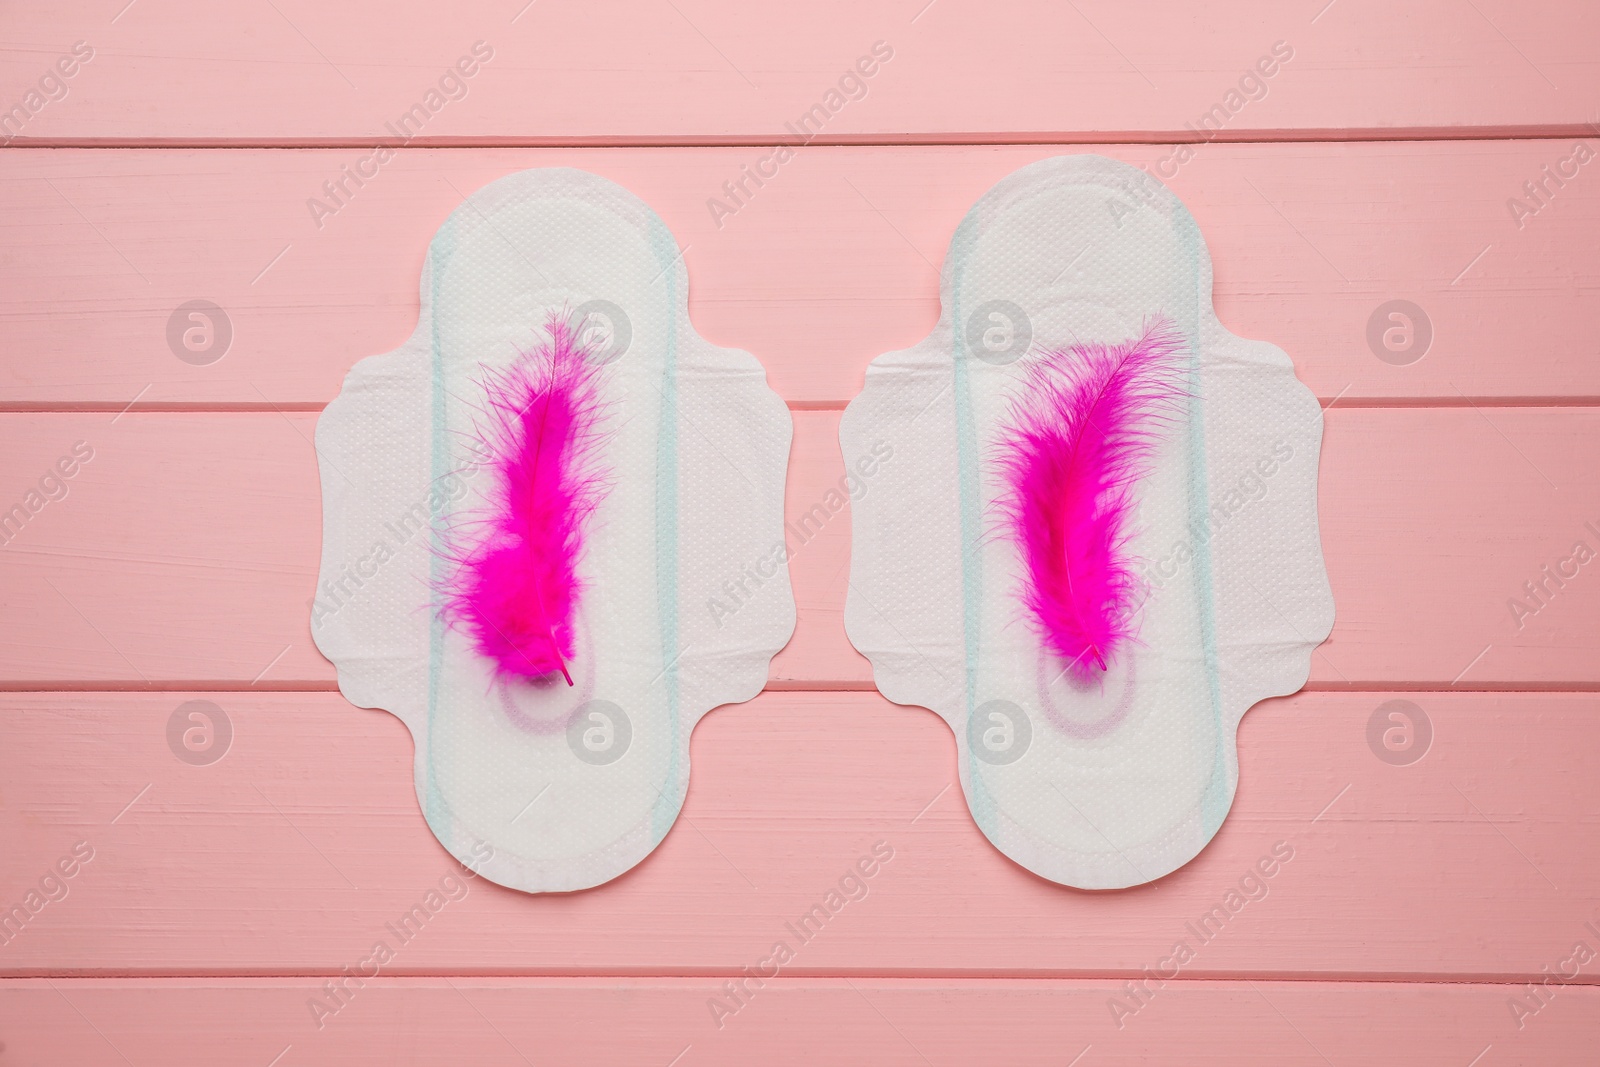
442, 313, 609, 685
995, 317, 1185, 682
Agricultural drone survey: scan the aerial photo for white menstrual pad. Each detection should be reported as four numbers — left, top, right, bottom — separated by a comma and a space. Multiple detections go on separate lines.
314, 168, 794, 892
842, 155, 1334, 889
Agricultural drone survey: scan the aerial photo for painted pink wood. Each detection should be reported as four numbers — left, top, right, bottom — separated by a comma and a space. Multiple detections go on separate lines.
2, 977, 1594, 1065
2, 690, 1596, 978
1, 0, 1595, 142
0, 142, 1596, 408
1, 410, 1595, 687
5, 6, 1599, 1054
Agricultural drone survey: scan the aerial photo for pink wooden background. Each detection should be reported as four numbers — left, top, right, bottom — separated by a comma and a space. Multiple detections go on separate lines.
3, 1, 1598, 1062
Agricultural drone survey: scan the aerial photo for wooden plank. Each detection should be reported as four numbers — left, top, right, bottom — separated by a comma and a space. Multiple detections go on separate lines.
0, 142, 1596, 408
0, 409, 1596, 687
2, 977, 1595, 1065
1, 0, 1596, 143
1, 690, 1597, 979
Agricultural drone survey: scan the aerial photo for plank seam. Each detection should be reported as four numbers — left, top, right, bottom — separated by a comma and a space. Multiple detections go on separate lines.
1, 683, 1598, 694
1, 971, 1596, 986
5, 127, 1600, 149
2, 399, 1599, 415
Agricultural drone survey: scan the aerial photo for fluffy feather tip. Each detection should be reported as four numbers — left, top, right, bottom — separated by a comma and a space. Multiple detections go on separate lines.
995, 317, 1186, 682
442, 313, 609, 685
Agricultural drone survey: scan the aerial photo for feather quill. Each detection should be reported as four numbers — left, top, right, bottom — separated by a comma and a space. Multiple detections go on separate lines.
442, 314, 609, 685
995, 317, 1185, 682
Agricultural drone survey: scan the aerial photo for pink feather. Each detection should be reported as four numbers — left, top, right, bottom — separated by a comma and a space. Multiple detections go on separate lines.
995, 317, 1185, 682
442, 314, 609, 686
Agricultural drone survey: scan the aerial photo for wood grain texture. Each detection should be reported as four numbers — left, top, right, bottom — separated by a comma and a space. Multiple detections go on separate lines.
1, 409, 1595, 688
0, 0, 1595, 143
3, 977, 1596, 1066
2, 690, 1596, 979
5, 2, 1599, 1054
0, 142, 1597, 408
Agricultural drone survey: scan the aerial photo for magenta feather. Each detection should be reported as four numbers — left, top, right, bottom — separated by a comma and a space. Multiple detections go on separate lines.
995, 317, 1185, 682
442, 314, 609, 686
